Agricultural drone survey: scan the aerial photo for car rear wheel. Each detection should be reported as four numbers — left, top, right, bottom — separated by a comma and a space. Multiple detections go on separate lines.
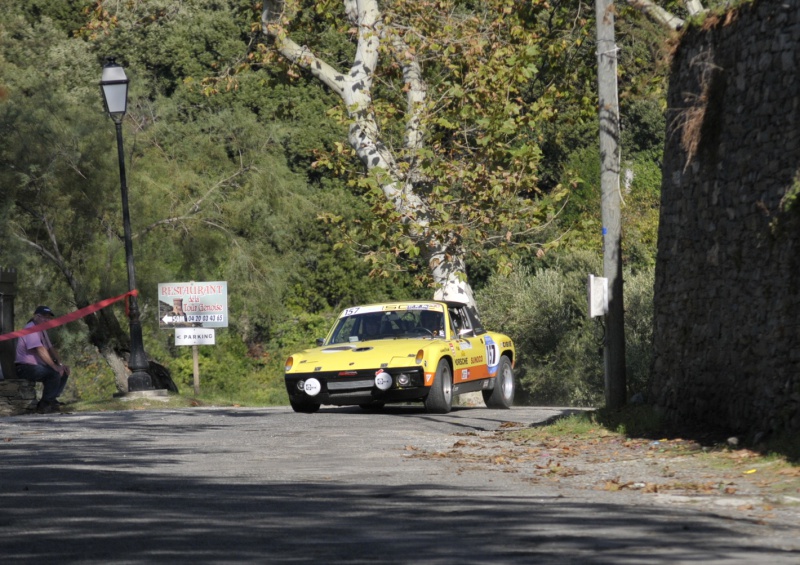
290, 399, 321, 413
425, 359, 453, 414
482, 356, 515, 409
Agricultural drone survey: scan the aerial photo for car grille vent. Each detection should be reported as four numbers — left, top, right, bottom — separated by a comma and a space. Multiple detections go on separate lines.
328, 379, 374, 391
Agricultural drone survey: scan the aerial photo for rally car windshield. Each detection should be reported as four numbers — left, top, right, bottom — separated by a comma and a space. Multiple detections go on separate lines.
328, 310, 445, 344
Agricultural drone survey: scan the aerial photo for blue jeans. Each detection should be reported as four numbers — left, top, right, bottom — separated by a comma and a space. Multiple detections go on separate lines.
15, 363, 68, 402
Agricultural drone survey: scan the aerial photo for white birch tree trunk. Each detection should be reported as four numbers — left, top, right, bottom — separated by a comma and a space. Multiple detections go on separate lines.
262, 0, 476, 309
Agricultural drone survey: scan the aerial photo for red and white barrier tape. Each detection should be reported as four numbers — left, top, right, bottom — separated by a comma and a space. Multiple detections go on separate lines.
0, 290, 138, 343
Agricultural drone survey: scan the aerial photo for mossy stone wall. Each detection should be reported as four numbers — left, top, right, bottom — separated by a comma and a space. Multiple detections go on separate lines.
651, 0, 800, 437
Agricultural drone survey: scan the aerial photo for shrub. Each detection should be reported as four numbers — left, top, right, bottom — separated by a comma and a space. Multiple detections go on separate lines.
477, 251, 653, 407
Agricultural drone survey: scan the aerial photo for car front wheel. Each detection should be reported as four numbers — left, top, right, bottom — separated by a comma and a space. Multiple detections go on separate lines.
424, 359, 453, 414
290, 399, 321, 413
482, 356, 515, 409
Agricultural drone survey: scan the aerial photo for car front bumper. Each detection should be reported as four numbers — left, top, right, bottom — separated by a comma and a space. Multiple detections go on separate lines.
285, 367, 427, 406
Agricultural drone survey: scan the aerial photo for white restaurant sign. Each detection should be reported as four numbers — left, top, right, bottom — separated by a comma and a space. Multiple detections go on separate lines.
157, 281, 228, 329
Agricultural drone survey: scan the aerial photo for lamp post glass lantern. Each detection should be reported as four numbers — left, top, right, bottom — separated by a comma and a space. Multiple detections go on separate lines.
100, 58, 153, 392
100, 62, 128, 119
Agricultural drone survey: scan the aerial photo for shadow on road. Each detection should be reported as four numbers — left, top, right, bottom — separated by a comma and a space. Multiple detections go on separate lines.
1, 409, 797, 563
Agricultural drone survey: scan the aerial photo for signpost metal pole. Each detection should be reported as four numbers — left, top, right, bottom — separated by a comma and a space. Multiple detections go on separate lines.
193, 345, 200, 396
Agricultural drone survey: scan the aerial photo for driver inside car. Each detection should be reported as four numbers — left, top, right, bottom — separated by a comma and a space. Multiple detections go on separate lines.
419, 310, 445, 337
360, 314, 382, 340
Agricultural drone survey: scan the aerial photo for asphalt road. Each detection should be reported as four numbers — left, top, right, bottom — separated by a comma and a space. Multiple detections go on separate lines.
1, 405, 798, 564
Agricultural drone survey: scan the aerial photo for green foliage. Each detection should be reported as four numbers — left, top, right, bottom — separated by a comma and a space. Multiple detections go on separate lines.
269, 311, 335, 351
620, 97, 667, 162
263, 0, 603, 284
1, 0, 667, 407
151, 331, 288, 405
283, 188, 426, 315
0, 12, 123, 309
623, 268, 655, 396
477, 250, 654, 407
544, 7, 667, 269
5, 0, 95, 34
0, 1, 363, 404
515, 407, 677, 441
556, 146, 661, 270
476, 251, 599, 406
620, 157, 661, 269
53, 332, 119, 403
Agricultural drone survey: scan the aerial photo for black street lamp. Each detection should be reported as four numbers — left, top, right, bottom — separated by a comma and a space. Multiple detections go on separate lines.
100, 58, 153, 392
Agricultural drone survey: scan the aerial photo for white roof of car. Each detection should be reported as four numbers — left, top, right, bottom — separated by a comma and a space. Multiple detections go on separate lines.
338, 302, 446, 318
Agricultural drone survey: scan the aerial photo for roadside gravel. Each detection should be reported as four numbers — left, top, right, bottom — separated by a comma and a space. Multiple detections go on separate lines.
405, 419, 800, 531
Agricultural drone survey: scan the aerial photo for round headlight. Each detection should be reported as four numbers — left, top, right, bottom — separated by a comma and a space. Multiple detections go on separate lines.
397, 373, 410, 386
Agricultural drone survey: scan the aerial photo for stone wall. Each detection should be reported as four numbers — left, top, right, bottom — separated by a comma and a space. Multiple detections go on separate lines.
651, 0, 800, 437
0, 379, 37, 416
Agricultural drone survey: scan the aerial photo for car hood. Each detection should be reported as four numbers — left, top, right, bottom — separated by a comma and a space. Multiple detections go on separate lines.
289, 338, 448, 373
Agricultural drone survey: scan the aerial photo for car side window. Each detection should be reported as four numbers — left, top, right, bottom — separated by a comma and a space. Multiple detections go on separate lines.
449, 306, 475, 337
448, 307, 462, 335
458, 307, 473, 332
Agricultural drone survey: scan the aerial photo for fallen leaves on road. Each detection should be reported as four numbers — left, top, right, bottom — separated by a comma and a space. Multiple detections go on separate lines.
402, 423, 800, 519
498, 421, 525, 429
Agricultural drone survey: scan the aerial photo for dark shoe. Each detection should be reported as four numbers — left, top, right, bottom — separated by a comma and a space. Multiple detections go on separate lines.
36, 401, 60, 414
52, 400, 73, 412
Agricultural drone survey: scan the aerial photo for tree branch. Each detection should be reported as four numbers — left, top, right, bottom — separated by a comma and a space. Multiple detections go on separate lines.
684, 0, 705, 17
626, 0, 685, 31
262, 2, 347, 97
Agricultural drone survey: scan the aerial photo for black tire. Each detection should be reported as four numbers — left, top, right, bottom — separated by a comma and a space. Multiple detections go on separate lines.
290, 399, 321, 413
482, 356, 515, 409
424, 359, 453, 414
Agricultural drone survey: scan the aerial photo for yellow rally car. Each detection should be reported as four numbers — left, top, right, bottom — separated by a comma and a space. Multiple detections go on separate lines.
284, 301, 515, 413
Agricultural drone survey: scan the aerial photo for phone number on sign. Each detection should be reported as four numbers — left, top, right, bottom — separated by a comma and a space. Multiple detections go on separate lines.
187, 314, 225, 323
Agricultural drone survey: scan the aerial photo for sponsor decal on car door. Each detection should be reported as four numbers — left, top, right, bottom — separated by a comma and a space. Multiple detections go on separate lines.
453, 336, 489, 381
452, 340, 471, 380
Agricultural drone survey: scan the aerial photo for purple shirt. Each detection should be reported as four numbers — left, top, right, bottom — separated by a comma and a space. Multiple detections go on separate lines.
15, 321, 52, 366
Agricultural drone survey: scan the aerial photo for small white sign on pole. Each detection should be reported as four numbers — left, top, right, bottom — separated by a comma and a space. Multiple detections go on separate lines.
587, 274, 609, 318
175, 327, 216, 346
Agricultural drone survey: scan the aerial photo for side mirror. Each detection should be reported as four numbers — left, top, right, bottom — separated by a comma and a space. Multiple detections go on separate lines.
316, 338, 325, 346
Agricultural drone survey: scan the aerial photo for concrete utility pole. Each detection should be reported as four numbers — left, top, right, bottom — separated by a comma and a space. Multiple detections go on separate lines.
595, 0, 627, 409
